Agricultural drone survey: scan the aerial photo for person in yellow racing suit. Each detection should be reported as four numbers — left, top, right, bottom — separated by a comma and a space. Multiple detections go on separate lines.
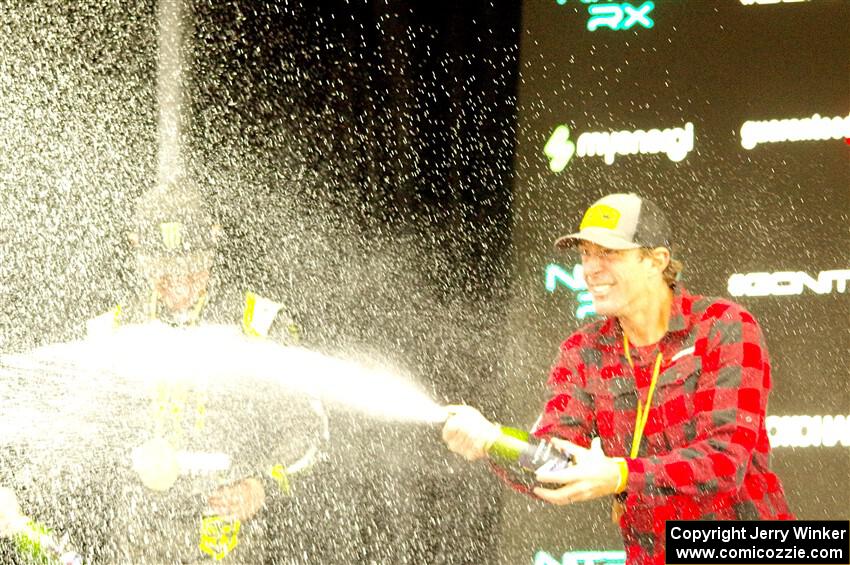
79, 179, 328, 564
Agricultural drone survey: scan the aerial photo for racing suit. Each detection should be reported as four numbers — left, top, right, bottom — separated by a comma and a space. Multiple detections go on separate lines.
70, 289, 327, 564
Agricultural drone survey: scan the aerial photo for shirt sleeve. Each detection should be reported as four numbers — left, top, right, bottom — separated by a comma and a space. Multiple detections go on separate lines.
489, 331, 598, 495
625, 303, 770, 501
532, 332, 596, 449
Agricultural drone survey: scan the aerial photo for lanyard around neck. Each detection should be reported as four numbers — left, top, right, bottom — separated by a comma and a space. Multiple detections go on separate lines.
623, 334, 663, 459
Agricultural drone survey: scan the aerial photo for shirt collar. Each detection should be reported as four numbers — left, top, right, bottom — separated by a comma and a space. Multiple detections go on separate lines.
666, 284, 690, 334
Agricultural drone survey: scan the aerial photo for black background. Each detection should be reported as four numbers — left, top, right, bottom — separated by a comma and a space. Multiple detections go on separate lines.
0, 1, 521, 563
0, 1, 847, 564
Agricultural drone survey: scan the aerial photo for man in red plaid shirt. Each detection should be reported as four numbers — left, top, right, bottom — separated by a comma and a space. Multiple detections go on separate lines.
442, 193, 793, 564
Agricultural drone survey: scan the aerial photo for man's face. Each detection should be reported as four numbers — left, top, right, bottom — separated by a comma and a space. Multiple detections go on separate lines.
139, 253, 212, 314
154, 269, 210, 313
579, 241, 653, 318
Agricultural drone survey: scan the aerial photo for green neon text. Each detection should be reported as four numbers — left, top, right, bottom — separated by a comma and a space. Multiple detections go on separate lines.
554, 1, 655, 32
588, 2, 655, 31
545, 263, 596, 320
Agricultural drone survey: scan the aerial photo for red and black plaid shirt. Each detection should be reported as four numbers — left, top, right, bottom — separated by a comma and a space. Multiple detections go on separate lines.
527, 285, 793, 564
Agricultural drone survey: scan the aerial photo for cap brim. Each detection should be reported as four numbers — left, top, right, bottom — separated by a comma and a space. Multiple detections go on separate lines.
554, 228, 642, 251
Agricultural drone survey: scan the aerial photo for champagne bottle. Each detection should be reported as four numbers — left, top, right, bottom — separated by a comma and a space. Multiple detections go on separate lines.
487, 426, 574, 481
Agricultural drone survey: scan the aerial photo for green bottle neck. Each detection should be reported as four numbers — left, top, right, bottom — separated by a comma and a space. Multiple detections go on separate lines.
487, 425, 531, 462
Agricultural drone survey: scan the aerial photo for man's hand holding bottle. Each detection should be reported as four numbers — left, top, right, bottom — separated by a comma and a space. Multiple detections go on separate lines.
441, 405, 501, 461
440, 406, 626, 505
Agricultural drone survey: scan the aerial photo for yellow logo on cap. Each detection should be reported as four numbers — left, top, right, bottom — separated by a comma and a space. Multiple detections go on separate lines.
160, 222, 184, 250
580, 204, 620, 231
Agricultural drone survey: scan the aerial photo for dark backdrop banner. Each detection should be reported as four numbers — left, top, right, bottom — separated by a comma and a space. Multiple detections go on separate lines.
503, 1, 850, 563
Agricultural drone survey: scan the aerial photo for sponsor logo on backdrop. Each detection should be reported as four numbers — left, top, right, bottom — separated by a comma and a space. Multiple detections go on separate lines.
549, 264, 848, 309
767, 415, 850, 448
740, 113, 850, 150
545, 263, 596, 319
587, 1, 654, 31
555, 1, 655, 32
727, 269, 850, 297
544, 122, 694, 172
535, 550, 626, 565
